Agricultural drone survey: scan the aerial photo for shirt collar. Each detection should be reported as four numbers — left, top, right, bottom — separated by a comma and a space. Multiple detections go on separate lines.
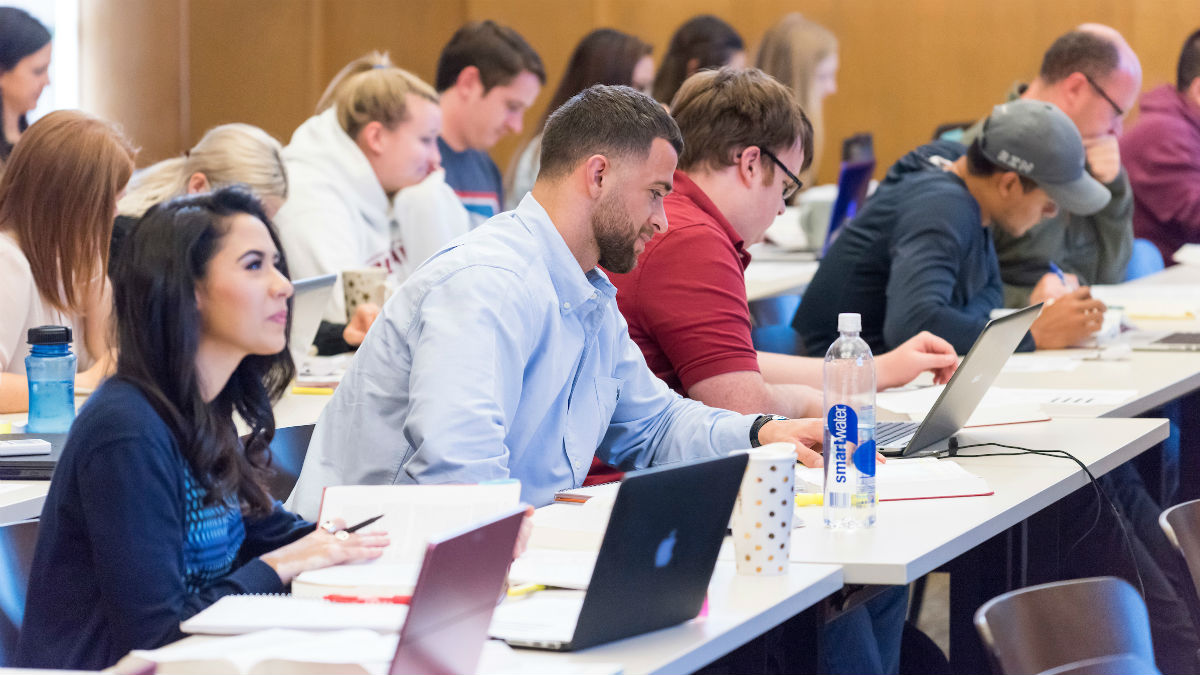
668, 170, 752, 269
513, 193, 616, 314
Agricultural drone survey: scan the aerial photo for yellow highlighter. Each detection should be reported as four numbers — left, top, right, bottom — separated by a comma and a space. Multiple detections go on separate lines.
507, 583, 546, 598
291, 386, 334, 396
794, 493, 823, 507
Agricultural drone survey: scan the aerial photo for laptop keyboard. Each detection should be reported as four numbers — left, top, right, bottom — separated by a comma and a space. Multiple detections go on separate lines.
875, 421, 919, 446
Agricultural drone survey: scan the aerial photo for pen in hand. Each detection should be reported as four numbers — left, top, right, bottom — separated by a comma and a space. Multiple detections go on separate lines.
321, 513, 385, 540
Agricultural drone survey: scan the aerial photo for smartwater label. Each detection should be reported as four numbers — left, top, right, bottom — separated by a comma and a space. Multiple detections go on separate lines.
854, 439, 876, 477
827, 404, 857, 485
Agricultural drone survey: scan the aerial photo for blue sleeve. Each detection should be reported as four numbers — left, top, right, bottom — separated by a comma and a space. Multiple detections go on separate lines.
238, 502, 314, 562
75, 420, 285, 654
883, 194, 994, 353
595, 314, 756, 470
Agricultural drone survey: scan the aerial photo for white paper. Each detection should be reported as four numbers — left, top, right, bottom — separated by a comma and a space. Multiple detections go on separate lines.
509, 548, 598, 590
133, 629, 396, 673
1090, 285, 1200, 319
1001, 355, 1082, 374
292, 562, 421, 597
795, 458, 991, 501
1174, 244, 1200, 266
527, 499, 613, 552
180, 596, 409, 635
878, 385, 1134, 416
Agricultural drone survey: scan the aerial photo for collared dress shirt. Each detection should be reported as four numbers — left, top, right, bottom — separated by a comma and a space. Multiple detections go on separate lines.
288, 194, 755, 514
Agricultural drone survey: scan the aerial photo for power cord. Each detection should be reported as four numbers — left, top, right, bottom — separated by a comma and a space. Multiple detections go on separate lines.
934, 440, 1147, 600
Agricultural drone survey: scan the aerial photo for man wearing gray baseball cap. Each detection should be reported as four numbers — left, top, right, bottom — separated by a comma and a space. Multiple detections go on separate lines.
794, 97, 1107, 356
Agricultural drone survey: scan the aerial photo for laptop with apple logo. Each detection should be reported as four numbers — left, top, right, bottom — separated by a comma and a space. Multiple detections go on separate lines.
489, 453, 749, 651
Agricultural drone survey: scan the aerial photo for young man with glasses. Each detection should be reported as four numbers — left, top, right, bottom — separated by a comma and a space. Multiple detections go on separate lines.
956, 24, 1143, 306
608, 68, 958, 425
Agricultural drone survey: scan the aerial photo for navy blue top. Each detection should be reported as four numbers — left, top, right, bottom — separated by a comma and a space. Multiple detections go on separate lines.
15, 378, 312, 670
793, 141, 1036, 356
438, 136, 504, 227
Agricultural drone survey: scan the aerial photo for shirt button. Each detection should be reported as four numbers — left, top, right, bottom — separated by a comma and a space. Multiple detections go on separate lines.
563, 302, 571, 310
590, 292, 597, 299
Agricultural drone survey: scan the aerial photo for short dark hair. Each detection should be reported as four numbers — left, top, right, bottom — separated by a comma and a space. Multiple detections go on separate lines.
671, 68, 813, 175
1039, 30, 1121, 84
111, 186, 294, 518
435, 20, 546, 93
652, 15, 744, 105
1178, 28, 1200, 92
538, 84, 683, 182
965, 139, 1038, 193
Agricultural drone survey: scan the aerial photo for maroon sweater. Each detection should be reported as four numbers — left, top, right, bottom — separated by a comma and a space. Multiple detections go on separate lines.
1121, 85, 1200, 263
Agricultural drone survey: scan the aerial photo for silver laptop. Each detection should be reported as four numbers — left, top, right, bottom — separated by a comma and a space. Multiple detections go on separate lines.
1127, 331, 1200, 352
287, 274, 336, 364
876, 303, 1042, 457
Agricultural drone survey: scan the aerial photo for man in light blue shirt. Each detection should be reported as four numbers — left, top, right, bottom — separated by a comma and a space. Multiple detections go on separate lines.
288, 85, 822, 516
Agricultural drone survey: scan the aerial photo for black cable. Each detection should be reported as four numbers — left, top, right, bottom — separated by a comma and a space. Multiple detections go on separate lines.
933, 441, 1147, 600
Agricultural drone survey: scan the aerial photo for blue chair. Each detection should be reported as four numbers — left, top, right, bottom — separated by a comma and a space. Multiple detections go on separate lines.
257, 424, 315, 502
974, 577, 1156, 675
0, 520, 39, 666
1125, 238, 1165, 281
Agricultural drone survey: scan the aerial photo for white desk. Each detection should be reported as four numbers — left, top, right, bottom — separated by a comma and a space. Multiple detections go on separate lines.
496, 561, 841, 675
785, 417, 1167, 585
744, 258, 818, 302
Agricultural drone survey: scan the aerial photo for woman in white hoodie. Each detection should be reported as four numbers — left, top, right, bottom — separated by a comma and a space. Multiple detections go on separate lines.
274, 53, 443, 325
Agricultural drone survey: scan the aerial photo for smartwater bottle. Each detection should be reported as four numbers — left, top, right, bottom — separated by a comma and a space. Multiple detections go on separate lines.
25, 325, 77, 433
823, 313, 877, 529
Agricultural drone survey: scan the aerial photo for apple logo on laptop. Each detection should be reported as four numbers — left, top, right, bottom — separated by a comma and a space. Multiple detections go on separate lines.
655, 529, 678, 568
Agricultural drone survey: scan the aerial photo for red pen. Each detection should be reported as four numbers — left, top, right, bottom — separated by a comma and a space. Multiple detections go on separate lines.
323, 594, 411, 605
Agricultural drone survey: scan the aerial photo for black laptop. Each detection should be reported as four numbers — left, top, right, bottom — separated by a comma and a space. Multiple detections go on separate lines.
0, 433, 67, 480
489, 452, 749, 651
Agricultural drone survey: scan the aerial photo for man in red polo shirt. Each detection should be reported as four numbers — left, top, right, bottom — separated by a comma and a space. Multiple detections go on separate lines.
607, 68, 955, 675
609, 67, 957, 421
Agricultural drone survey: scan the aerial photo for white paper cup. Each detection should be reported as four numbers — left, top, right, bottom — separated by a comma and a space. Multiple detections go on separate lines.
731, 443, 795, 576
342, 268, 387, 322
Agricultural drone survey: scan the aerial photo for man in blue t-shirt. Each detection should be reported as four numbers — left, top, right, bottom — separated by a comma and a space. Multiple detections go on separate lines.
433, 20, 545, 226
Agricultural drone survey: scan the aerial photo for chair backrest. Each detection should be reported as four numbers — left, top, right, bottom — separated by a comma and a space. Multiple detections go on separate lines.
974, 576, 1155, 675
822, 158, 875, 256
1124, 238, 1166, 281
259, 424, 315, 501
1038, 653, 1161, 675
0, 520, 40, 666
1159, 499, 1200, 601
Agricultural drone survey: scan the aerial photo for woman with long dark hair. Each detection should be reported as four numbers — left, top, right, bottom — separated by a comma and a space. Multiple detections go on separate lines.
0, 7, 51, 166
651, 15, 744, 107
505, 28, 654, 204
16, 187, 389, 671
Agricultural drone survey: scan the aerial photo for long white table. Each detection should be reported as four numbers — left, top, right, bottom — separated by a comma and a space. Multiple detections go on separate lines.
744, 257, 818, 302
786, 417, 1168, 585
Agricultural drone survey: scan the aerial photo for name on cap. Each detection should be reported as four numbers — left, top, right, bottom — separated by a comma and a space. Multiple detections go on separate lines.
996, 149, 1034, 174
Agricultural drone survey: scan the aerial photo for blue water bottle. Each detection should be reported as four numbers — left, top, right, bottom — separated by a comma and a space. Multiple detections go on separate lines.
25, 325, 77, 433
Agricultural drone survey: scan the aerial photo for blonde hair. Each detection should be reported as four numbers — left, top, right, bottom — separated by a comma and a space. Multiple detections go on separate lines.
0, 110, 135, 313
756, 14, 838, 185
315, 51, 439, 140
119, 123, 286, 218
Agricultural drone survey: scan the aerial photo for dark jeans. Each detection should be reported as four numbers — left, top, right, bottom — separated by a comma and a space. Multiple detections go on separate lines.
1060, 462, 1200, 675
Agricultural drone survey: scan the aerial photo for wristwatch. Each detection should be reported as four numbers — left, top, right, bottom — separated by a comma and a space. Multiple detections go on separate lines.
749, 414, 789, 448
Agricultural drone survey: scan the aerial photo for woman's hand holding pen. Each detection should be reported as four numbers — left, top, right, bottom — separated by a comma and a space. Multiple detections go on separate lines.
260, 516, 390, 584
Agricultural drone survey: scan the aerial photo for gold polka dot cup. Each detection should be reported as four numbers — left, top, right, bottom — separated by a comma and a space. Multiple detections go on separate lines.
342, 268, 387, 322
731, 443, 795, 576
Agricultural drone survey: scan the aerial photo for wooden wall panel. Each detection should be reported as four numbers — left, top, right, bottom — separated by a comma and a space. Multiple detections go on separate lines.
81, 1, 1200, 181
79, 0, 185, 164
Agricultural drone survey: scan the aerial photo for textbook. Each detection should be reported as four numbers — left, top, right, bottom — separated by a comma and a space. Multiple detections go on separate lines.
131, 628, 396, 674
292, 482, 521, 599
795, 457, 992, 501
180, 597, 408, 635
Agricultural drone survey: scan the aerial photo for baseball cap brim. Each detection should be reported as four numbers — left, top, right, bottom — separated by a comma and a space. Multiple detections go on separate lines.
1038, 171, 1111, 216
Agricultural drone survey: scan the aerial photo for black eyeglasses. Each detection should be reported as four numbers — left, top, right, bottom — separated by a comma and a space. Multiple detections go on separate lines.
758, 147, 804, 201
1083, 72, 1124, 118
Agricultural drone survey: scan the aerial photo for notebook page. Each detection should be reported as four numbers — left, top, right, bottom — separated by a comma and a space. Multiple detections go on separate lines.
180, 595, 408, 634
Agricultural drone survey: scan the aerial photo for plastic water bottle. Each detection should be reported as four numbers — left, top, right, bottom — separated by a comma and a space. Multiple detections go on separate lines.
823, 313, 877, 529
25, 325, 77, 433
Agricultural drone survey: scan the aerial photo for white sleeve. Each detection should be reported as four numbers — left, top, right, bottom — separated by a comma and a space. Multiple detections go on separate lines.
393, 170, 471, 279
275, 193, 363, 323
0, 246, 35, 372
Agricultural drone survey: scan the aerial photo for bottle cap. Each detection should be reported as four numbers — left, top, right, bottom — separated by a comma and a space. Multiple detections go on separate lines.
27, 325, 72, 345
837, 313, 861, 333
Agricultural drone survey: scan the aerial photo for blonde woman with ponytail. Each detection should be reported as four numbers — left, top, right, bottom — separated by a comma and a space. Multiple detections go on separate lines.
111, 123, 287, 267
274, 52, 444, 327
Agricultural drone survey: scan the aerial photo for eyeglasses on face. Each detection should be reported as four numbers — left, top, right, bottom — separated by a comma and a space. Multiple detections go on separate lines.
1082, 72, 1124, 118
757, 146, 804, 201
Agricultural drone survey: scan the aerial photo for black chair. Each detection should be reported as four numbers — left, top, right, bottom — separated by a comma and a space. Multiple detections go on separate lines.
256, 424, 315, 502
974, 577, 1157, 675
0, 520, 40, 666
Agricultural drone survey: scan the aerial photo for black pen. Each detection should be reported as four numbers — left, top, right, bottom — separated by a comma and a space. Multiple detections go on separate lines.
322, 513, 385, 540
345, 513, 385, 533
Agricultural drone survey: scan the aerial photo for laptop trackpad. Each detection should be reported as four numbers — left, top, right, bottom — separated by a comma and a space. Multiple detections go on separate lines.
490, 591, 584, 644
